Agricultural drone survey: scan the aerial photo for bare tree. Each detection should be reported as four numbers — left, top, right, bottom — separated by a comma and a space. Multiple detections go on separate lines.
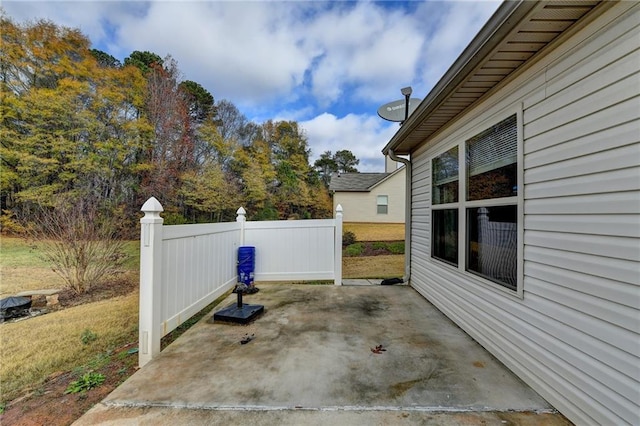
26, 198, 127, 294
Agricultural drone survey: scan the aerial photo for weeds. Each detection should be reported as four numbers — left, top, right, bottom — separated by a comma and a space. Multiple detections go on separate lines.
86, 351, 112, 370
64, 372, 105, 394
81, 329, 98, 345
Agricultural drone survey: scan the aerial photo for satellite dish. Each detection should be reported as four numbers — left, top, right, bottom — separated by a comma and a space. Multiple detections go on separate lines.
377, 98, 421, 122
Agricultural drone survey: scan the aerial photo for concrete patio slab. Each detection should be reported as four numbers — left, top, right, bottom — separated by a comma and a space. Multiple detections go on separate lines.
75, 284, 570, 425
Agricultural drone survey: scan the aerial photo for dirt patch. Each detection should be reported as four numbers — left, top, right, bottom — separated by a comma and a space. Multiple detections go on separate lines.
55, 275, 137, 309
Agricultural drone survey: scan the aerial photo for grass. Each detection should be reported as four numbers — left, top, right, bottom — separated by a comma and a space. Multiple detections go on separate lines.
0, 222, 403, 406
0, 292, 139, 402
343, 222, 404, 241
343, 254, 404, 279
0, 237, 65, 298
0, 237, 139, 297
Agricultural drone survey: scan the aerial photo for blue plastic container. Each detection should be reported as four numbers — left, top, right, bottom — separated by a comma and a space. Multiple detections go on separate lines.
237, 246, 255, 286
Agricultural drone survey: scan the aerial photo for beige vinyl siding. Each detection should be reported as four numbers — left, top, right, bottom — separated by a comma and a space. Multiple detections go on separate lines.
410, 3, 640, 425
333, 168, 405, 223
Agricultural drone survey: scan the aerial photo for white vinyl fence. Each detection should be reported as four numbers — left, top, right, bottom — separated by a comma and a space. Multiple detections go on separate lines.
138, 197, 343, 366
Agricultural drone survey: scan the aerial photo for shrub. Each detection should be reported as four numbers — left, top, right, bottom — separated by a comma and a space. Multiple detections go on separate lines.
345, 243, 364, 257
371, 241, 387, 250
342, 231, 357, 246
387, 241, 405, 254
25, 197, 128, 294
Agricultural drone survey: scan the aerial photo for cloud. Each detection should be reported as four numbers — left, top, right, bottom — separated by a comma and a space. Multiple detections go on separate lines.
2, 0, 500, 173
302, 2, 424, 107
3, 1, 499, 112
2, 2, 148, 54
413, 0, 501, 89
300, 112, 398, 172
114, 2, 314, 105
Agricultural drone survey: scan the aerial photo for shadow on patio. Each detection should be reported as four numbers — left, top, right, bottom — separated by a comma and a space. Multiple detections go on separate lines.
75, 284, 571, 425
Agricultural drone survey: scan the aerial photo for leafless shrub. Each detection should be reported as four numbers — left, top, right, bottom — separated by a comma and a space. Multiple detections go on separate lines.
25, 198, 127, 294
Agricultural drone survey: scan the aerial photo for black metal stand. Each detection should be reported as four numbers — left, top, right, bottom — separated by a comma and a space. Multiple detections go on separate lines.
212, 290, 264, 324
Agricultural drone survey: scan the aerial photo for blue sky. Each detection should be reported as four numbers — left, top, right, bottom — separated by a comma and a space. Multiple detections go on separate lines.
4, 0, 501, 171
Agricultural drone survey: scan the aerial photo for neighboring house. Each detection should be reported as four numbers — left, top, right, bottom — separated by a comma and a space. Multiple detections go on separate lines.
329, 156, 405, 223
382, 2, 639, 425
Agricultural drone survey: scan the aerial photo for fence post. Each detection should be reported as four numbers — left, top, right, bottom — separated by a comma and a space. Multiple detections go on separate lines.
139, 197, 164, 367
236, 207, 246, 246
334, 204, 343, 286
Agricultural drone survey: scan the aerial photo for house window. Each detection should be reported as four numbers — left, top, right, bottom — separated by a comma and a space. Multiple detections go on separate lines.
431, 113, 519, 291
377, 195, 388, 214
431, 146, 458, 265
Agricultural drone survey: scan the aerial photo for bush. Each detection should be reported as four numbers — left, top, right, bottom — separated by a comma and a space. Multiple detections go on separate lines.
387, 241, 405, 254
371, 241, 387, 250
345, 243, 364, 257
25, 197, 128, 294
342, 231, 357, 246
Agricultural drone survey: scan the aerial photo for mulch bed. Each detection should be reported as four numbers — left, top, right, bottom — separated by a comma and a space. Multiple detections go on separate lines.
55, 276, 137, 309
345, 240, 405, 257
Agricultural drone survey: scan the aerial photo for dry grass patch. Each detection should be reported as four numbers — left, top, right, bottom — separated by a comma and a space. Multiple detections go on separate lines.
0, 267, 65, 298
0, 237, 52, 268
344, 222, 404, 241
1, 237, 65, 297
343, 255, 404, 279
0, 237, 139, 297
0, 292, 139, 402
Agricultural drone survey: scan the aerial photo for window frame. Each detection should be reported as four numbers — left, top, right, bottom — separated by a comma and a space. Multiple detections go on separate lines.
431, 145, 460, 266
429, 109, 524, 298
376, 195, 388, 215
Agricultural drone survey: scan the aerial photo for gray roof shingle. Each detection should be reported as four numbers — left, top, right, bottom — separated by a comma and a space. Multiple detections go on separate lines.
329, 173, 390, 192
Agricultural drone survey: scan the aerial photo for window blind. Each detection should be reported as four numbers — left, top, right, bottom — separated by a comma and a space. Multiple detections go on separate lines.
466, 114, 517, 177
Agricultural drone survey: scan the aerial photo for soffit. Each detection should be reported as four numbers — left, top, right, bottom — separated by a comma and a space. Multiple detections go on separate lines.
384, 0, 602, 155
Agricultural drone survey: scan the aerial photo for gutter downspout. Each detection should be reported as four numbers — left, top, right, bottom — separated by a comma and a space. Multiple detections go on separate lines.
388, 149, 411, 283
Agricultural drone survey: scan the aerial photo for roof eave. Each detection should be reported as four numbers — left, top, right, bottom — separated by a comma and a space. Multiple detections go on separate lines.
382, 0, 538, 156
